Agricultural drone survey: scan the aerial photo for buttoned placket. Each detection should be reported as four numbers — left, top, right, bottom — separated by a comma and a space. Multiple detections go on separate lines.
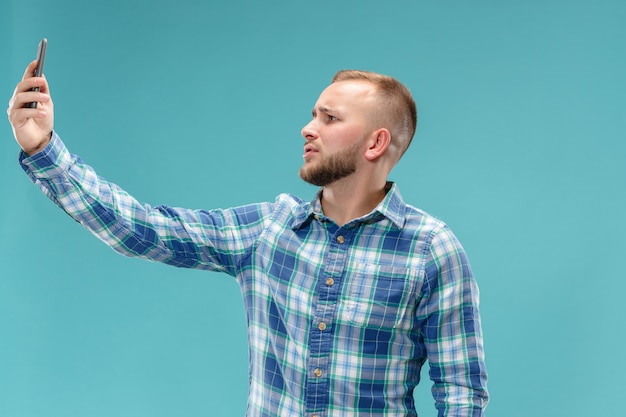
304, 218, 353, 416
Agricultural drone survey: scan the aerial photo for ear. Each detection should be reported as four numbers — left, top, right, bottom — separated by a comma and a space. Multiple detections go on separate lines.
364, 128, 391, 161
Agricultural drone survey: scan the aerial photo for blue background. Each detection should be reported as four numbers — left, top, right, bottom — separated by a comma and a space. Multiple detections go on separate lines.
2, 1, 625, 416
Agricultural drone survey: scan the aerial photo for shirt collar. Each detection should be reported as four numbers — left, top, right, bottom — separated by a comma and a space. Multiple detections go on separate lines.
290, 182, 407, 230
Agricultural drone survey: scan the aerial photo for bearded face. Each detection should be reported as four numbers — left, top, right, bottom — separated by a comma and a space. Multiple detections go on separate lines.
299, 80, 381, 187
299, 139, 362, 186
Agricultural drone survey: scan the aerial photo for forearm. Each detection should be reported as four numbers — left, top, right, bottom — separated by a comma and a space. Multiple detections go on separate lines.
19, 132, 232, 271
427, 305, 489, 416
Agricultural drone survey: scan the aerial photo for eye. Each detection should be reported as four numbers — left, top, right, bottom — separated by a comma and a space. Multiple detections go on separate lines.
327, 115, 338, 122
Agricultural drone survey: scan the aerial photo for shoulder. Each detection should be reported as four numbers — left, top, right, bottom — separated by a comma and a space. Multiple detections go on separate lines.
399, 202, 471, 271
403, 203, 447, 233
398, 201, 452, 248
225, 193, 309, 227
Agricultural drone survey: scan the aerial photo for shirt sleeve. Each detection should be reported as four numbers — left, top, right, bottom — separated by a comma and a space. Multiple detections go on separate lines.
418, 225, 489, 416
18, 132, 270, 276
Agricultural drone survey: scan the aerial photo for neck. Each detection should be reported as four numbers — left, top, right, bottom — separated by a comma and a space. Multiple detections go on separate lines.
320, 176, 388, 226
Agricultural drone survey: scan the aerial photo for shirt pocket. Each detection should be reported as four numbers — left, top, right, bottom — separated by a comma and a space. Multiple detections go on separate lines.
340, 265, 421, 330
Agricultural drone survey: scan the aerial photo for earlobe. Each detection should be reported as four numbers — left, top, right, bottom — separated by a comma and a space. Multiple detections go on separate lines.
364, 129, 391, 161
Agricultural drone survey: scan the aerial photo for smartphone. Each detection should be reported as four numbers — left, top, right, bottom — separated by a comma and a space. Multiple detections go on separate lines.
26, 38, 47, 109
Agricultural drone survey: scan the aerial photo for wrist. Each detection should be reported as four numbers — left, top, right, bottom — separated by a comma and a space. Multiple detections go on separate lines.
24, 131, 53, 156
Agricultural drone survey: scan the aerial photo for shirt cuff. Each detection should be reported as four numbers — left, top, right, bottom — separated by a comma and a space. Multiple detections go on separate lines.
19, 131, 72, 178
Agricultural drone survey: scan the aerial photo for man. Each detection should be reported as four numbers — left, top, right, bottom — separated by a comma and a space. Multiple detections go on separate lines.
8, 62, 489, 416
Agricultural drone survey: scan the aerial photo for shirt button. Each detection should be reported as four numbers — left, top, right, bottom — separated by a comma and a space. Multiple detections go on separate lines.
325, 277, 335, 286
337, 235, 345, 244
313, 368, 323, 377
314, 214, 320, 220
318, 322, 327, 331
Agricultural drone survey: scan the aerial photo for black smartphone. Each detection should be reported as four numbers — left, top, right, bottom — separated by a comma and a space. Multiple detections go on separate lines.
26, 38, 47, 109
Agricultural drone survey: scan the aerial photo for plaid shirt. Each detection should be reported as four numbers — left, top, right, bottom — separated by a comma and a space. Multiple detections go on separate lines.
20, 132, 488, 416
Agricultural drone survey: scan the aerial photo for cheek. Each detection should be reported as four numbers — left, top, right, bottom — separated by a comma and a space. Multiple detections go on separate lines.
331, 125, 365, 146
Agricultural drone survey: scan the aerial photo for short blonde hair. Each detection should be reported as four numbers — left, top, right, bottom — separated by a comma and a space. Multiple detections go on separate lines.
332, 70, 417, 160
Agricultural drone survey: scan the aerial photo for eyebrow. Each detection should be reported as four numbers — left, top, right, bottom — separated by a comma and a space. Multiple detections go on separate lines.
312, 106, 339, 117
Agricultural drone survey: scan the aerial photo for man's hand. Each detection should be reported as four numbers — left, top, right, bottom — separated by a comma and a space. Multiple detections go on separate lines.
7, 60, 54, 156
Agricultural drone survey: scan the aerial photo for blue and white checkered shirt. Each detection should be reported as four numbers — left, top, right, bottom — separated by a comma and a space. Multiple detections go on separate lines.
20, 132, 488, 416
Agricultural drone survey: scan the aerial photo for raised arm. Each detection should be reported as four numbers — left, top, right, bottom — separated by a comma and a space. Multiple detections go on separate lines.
8, 61, 270, 277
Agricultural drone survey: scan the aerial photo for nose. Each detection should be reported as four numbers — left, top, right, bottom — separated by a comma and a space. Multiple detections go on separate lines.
301, 119, 318, 141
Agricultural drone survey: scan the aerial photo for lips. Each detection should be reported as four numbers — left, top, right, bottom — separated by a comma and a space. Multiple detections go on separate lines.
303, 144, 318, 158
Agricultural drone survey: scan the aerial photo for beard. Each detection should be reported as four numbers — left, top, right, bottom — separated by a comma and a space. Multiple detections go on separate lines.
299, 141, 362, 187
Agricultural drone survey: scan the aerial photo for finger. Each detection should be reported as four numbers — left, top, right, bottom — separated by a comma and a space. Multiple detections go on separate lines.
8, 106, 45, 123
7, 91, 51, 112
13, 77, 48, 100
17, 91, 51, 108
18, 61, 51, 94
7, 99, 46, 127
21, 60, 38, 81
38, 74, 51, 95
